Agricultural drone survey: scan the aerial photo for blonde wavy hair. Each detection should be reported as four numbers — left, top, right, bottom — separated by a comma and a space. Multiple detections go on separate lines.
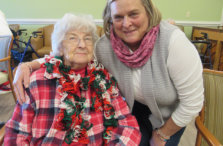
103, 0, 162, 38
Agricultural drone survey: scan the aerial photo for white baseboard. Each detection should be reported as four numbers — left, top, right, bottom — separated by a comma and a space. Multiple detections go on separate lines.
175, 20, 222, 27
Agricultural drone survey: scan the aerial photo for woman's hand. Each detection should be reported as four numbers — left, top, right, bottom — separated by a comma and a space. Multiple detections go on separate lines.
150, 130, 166, 146
13, 63, 31, 104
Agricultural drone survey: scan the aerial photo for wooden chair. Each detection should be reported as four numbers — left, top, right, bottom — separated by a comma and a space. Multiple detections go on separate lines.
192, 35, 213, 69
0, 35, 17, 145
195, 69, 223, 146
0, 125, 5, 145
0, 35, 16, 102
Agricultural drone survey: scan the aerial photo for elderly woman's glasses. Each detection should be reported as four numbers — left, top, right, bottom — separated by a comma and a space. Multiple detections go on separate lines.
65, 35, 93, 46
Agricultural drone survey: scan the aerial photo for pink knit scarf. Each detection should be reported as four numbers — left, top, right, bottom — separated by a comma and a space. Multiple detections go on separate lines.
110, 25, 160, 68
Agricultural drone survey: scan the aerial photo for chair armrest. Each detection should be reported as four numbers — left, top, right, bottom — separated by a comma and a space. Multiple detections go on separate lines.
195, 116, 222, 146
31, 36, 43, 51
0, 125, 5, 145
0, 56, 10, 62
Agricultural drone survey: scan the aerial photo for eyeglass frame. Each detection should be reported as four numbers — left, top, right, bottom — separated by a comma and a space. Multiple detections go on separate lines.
63, 34, 94, 46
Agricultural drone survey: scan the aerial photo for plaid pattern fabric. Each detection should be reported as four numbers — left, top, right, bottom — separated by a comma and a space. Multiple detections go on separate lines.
4, 68, 141, 146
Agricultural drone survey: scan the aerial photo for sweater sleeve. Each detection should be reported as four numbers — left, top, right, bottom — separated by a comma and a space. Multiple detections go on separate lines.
36, 57, 46, 64
167, 29, 204, 127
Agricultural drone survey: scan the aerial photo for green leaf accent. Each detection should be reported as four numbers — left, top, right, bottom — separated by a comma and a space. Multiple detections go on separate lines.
104, 118, 118, 127
81, 77, 90, 90
65, 129, 75, 144
45, 63, 54, 73
81, 119, 93, 130
91, 96, 96, 110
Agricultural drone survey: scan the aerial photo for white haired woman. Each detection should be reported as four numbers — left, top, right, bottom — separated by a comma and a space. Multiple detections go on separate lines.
4, 13, 141, 145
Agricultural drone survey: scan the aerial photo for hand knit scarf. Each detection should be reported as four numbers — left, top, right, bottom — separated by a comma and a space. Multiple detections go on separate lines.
43, 56, 118, 145
110, 25, 160, 68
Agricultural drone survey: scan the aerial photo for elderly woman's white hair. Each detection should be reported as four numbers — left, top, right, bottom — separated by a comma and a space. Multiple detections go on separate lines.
51, 13, 98, 56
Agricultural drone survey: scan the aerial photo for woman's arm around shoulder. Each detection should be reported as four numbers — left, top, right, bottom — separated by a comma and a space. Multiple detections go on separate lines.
13, 58, 44, 104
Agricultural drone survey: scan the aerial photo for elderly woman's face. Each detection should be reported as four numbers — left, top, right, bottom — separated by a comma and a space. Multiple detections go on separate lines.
61, 29, 94, 69
111, 0, 149, 50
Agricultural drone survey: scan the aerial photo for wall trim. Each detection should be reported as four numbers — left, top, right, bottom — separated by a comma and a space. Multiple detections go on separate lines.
175, 20, 222, 27
7, 19, 104, 25
7, 18, 222, 27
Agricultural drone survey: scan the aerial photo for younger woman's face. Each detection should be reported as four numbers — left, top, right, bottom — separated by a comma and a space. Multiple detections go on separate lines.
110, 0, 149, 50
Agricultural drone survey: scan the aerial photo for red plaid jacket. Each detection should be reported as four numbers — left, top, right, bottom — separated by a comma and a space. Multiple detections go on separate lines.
4, 67, 141, 146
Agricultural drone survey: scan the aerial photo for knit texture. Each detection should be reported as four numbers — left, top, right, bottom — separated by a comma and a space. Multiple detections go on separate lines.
96, 21, 178, 128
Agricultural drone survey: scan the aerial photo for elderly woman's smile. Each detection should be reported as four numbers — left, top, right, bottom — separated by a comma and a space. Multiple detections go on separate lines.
61, 30, 94, 70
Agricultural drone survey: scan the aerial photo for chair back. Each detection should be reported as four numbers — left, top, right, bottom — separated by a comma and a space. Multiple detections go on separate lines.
0, 125, 5, 146
0, 35, 17, 102
201, 69, 223, 145
42, 24, 54, 47
0, 35, 13, 70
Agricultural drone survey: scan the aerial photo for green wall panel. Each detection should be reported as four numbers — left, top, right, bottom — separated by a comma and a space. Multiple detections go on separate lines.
153, 0, 223, 21
0, 0, 106, 19
1, 0, 222, 21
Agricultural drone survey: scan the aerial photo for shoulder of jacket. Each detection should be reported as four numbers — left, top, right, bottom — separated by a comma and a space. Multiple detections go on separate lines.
97, 35, 110, 45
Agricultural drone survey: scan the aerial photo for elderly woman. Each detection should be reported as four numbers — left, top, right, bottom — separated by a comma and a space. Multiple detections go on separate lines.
13, 0, 204, 145
4, 13, 141, 145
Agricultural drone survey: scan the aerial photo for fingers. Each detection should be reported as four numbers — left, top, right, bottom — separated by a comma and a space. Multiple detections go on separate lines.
13, 75, 26, 104
13, 63, 31, 104
23, 73, 30, 88
17, 82, 26, 103
13, 84, 24, 104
